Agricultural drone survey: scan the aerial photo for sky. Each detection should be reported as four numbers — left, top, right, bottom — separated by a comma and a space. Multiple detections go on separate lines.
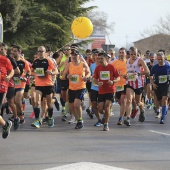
84, 0, 170, 48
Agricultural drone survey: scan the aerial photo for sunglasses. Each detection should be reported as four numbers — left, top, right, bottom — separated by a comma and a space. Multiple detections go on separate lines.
37, 50, 44, 53
98, 57, 104, 60
71, 50, 79, 55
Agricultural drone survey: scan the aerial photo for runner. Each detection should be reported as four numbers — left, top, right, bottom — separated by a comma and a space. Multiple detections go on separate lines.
150, 52, 170, 124
12, 45, 31, 124
112, 47, 127, 125
31, 46, 58, 128
124, 47, 150, 126
94, 52, 120, 131
0, 53, 14, 138
0, 43, 20, 130
62, 49, 91, 129
90, 51, 101, 126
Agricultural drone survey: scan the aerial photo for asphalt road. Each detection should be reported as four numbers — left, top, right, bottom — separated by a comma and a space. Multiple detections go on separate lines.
1, 96, 170, 170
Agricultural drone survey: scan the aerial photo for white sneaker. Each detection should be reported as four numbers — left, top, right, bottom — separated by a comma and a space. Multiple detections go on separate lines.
68, 115, 77, 124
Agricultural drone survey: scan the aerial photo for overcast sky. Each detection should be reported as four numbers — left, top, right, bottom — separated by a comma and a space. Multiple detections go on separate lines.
85, 0, 170, 48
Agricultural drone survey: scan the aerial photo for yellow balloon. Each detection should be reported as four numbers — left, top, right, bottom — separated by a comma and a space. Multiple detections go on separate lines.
71, 17, 93, 39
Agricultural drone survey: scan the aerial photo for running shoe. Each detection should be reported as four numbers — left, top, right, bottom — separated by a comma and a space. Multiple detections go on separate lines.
31, 119, 41, 128
94, 120, 102, 127
160, 118, 164, 124
42, 117, 48, 123
62, 115, 67, 121
124, 119, 131, 126
130, 109, 138, 119
14, 117, 20, 130
117, 117, 123, 125
139, 111, 145, 122
155, 112, 161, 118
86, 108, 93, 119
146, 104, 152, 109
48, 117, 54, 127
29, 112, 35, 119
103, 124, 109, 131
19, 113, 25, 124
2, 120, 12, 139
68, 115, 76, 124
75, 120, 84, 129
110, 107, 114, 116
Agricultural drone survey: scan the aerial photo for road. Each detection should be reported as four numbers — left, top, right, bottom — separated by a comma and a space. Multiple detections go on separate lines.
0, 96, 170, 170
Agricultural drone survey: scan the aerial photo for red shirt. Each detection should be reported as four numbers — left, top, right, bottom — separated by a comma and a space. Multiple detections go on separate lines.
94, 64, 119, 94
0, 55, 13, 93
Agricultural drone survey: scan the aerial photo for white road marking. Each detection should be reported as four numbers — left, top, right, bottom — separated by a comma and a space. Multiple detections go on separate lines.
149, 130, 170, 136
43, 162, 130, 170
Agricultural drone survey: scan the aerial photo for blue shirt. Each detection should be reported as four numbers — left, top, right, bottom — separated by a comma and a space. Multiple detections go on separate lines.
90, 63, 99, 91
150, 64, 170, 84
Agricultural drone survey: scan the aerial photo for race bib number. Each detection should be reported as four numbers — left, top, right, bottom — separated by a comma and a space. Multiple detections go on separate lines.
127, 73, 137, 81
100, 71, 110, 80
13, 77, 21, 86
116, 86, 124, 92
36, 68, 45, 76
158, 75, 167, 84
70, 75, 79, 84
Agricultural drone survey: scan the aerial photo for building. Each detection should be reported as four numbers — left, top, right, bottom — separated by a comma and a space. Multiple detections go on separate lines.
133, 34, 170, 55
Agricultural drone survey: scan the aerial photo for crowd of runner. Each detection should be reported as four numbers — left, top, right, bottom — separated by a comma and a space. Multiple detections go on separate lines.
0, 42, 170, 139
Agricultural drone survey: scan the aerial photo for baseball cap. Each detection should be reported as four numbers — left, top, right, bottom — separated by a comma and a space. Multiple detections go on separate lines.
146, 50, 150, 54
127, 50, 130, 55
149, 52, 156, 57
71, 43, 79, 51
92, 48, 100, 54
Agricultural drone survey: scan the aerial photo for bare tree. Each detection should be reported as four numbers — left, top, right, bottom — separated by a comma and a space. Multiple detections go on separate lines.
87, 11, 115, 36
141, 13, 170, 37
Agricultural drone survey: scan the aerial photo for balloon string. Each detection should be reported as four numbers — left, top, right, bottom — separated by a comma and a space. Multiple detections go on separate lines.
56, 39, 75, 52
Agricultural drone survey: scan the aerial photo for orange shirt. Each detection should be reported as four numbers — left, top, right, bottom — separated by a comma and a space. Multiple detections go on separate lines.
32, 58, 56, 86
112, 59, 127, 86
68, 62, 86, 90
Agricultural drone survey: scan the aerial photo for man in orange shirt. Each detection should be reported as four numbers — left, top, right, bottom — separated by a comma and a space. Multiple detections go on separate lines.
62, 49, 91, 129
112, 47, 127, 125
31, 46, 58, 128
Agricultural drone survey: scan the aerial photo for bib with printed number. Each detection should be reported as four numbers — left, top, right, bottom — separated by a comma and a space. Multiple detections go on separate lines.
13, 77, 21, 86
158, 75, 167, 84
116, 85, 124, 92
100, 71, 110, 80
70, 75, 79, 84
36, 68, 45, 76
127, 73, 137, 81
